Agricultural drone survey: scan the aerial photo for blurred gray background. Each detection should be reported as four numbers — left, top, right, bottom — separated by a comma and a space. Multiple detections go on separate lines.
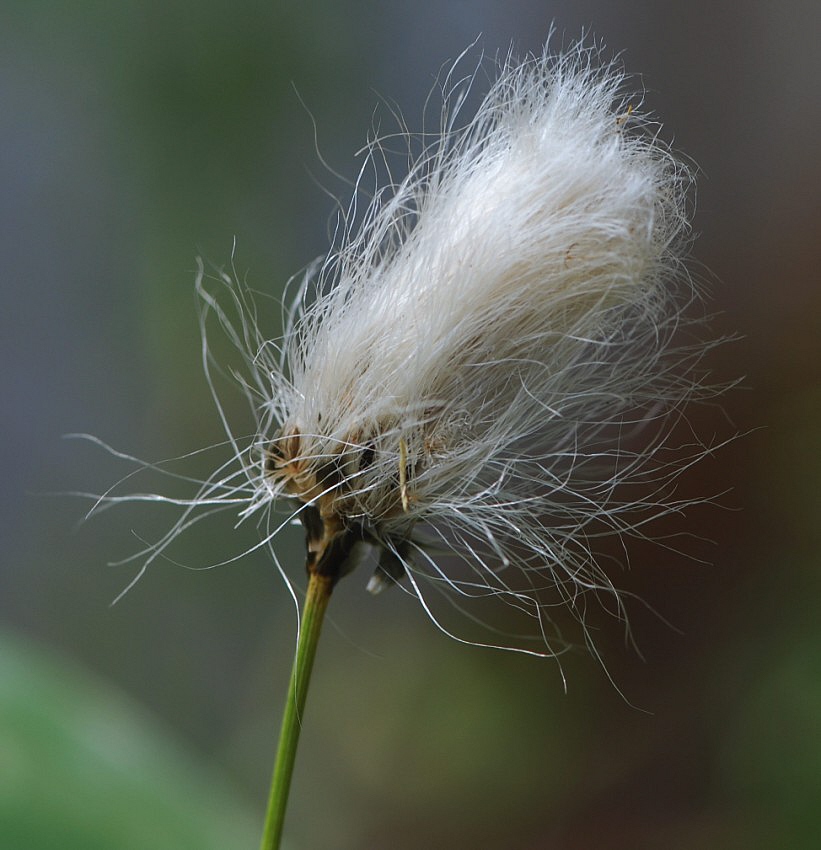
2, 1, 820, 848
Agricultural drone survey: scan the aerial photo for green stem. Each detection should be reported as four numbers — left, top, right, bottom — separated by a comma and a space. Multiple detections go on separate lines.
259, 571, 334, 850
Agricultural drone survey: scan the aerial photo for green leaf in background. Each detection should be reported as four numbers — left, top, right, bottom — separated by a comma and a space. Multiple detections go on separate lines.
0, 631, 261, 850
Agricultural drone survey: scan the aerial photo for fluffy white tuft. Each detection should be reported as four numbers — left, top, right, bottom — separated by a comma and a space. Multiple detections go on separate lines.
81, 44, 726, 668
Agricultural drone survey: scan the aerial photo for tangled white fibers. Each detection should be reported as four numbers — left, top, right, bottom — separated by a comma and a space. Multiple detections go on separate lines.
78, 43, 726, 669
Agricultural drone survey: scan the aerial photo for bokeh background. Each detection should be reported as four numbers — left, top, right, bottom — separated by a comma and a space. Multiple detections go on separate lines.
3, 1, 820, 848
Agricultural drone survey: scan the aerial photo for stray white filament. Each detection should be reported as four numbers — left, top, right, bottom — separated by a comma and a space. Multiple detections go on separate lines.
82, 43, 725, 668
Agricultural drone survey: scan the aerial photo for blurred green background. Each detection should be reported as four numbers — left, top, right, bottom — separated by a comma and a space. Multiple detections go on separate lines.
2, 1, 819, 848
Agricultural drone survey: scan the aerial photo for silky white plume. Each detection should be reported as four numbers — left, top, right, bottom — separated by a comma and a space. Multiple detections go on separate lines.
80, 44, 722, 663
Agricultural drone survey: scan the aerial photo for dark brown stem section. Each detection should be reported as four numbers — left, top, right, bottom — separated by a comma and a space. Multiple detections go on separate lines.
301, 503, 357, 582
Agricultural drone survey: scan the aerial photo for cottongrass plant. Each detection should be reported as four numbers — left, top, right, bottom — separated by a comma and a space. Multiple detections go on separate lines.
78, 42, 725, 848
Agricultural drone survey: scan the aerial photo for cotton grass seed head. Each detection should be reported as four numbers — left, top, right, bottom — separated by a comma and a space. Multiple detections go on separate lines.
83, 43, 724, 665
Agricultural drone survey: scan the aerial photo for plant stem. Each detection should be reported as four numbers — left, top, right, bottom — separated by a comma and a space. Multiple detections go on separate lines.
259, 570, 334, 850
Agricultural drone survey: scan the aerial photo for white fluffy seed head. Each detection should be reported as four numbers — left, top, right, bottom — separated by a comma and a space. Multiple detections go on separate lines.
85, 43, 725, 664
262, 47, 700, 580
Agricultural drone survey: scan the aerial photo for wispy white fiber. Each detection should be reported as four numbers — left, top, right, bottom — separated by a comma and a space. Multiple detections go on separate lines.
80, 43, 725, 665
